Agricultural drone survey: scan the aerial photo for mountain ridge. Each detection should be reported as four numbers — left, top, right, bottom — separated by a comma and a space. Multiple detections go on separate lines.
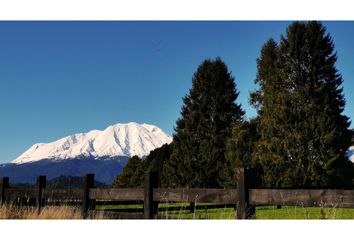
12, 122, 172, 164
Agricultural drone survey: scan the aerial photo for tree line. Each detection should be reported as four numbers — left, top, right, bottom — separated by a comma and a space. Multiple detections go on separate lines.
113, 21, 354, 189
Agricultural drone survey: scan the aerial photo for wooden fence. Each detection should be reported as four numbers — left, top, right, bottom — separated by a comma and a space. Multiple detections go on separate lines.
1, 168, 354, 219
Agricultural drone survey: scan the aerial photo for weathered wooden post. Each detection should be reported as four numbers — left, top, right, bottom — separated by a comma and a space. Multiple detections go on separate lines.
144, 170, 158, 219
0, 177, 9, 206
82, 173, 95, 219
189, 202, 195, 213
236, 167, 255, 219
36, 176, 46, 214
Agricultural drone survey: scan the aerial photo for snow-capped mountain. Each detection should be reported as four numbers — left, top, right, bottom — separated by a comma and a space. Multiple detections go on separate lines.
348, 146, 354, 163
12, 122, 173, 164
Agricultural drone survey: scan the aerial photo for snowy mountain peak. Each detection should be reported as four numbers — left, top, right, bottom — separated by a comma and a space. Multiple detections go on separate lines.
348, 146, 354, 163
12, 122, 173, 164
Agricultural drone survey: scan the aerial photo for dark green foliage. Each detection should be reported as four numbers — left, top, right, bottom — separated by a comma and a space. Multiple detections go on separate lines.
10, 176, 109, 189
112, 156, 145, 188
225, 119, 261, 187
144, 144, 172, 173
250, 39, 281, 113
163, 58, 244, 188
250, 38, 293, 187
251, 21, 353, 187
112, 144, 173, 188
144, 143, 173, 186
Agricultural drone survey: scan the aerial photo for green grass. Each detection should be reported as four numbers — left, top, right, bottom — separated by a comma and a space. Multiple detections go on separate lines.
95, 203, 354, 219
256, 205, 354, 219
96, 204, 143, 210
157, 204, 235, 219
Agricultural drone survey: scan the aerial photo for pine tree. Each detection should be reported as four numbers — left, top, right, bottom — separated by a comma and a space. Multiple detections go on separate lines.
144, 143, 173, 187
250, 38, 293, 187
225, 119, 261, 187
163, 58, 244, 188
112, 156, 145, 188
112, 144, 173, 188
252, 22, 354, 187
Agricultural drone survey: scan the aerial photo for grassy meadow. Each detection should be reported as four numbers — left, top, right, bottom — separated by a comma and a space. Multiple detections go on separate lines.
158, 205, 354, 219
96, 203, 354, 220
1, 203, 354, 219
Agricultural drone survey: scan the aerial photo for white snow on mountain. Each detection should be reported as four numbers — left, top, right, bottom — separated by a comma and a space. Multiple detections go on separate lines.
12, 122, 173, 164
348, 146, 354, 163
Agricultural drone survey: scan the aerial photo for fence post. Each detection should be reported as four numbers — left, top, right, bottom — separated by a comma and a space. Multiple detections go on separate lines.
189, 202, 195, 213
36, 176, 46, 215
82, 173, 95, 219
236, 167, 255, 219
144, 170, 158, 219
0, 177, 9, 206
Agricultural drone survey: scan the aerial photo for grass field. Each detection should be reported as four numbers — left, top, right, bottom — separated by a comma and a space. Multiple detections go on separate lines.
256, 206, 354, 219
1, 203, 354, 219
96, 203, 354, 219
156, 205, 354, 219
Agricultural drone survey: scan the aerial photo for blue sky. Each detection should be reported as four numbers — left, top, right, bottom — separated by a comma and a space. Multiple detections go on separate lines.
0, 21, 353, 163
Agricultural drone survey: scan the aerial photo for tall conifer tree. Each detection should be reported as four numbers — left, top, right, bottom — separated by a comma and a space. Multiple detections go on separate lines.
252, 22, 353, 187
250, 39, 294, 187
225, 119, 260, 187
163, 58, 244, 188
112, 156, 145, 188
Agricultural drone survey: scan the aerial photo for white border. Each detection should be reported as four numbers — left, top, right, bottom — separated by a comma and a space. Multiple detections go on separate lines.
1, 220, 353, 240
0, 0, 353, 20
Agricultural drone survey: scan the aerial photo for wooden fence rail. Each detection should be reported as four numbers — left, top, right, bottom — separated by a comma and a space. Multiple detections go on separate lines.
1, 168, 354, 219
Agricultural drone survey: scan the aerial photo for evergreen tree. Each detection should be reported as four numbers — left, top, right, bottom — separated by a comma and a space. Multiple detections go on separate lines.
144, 144, 172, 173
225, 119, 261, 187
112, 156, 145, 188
163, 58, 244, 188
250, 38, 293, 187
252, 22, 353, 187
112, 144, 173, 188
144, 143, 173, 186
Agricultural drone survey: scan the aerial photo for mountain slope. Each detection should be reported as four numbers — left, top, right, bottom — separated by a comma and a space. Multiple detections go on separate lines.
13, 122, 172, 164
0, 156, 128, 184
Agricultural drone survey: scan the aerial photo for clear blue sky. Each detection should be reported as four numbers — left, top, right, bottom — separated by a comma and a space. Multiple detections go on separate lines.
0, 21, 353, 163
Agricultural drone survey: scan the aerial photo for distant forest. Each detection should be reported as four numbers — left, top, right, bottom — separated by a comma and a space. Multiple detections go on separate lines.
10, 175, 109, 189
113, 21, 354, 189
